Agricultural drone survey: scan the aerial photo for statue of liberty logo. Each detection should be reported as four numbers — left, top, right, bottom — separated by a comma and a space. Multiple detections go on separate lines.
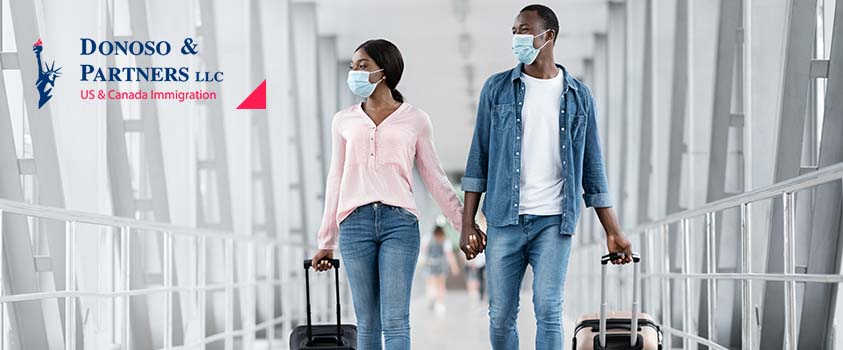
32, 38, 61, 108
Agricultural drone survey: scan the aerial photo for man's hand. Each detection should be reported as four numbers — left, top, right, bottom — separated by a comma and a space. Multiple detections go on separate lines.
594, 207, 633, 264
460, 222, 486, 260
606, 232, 633, 265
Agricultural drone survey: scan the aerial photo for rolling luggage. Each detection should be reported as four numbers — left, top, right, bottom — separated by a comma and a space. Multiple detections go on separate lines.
290, 259, 357, 350
572, 252, 663, 350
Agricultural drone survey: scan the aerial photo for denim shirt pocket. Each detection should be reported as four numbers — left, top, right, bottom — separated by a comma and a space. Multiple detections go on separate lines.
490, 103, 515, 132
571, 113, 587, 144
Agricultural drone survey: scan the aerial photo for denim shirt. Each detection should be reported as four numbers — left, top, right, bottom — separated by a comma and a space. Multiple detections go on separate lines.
462, 63, 612, 234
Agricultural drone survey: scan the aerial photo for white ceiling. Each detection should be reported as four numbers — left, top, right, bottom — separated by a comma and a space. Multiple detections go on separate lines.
312, 0, 610, 172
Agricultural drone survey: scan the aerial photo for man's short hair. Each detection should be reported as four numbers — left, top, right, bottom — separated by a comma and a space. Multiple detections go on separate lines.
520, 4, 560, 42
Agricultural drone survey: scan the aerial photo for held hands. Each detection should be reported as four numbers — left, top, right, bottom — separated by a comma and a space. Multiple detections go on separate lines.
311, 249, 334, 271
460, 222, 487, 260
605, 231, 633, 265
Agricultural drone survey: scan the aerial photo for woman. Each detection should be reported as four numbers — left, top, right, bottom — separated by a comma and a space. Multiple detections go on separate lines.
311, 39, 463, 350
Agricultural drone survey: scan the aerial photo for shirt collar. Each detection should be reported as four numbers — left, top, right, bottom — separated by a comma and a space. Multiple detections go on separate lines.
510, 63, 578, 92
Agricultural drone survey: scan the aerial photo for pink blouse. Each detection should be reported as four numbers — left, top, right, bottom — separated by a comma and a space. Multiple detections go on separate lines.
317, 102, 464, 250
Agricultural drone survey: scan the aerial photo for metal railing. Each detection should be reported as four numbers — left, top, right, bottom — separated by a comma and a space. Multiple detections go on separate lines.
0, 198, 344, 350
567, 161, 843, 350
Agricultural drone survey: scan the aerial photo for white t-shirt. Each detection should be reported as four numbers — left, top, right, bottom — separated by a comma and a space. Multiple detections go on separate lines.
518, 68, 564, 215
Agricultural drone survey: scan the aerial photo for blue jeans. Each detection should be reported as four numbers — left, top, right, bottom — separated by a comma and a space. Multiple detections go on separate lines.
339, 202, 420, 350
485, 214, 573, 350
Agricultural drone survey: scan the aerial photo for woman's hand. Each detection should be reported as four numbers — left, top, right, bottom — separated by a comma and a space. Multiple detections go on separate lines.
460, 222, 486, 260
311, 249, 334, 271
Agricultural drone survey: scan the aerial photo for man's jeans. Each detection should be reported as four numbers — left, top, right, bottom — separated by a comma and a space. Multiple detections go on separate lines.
486, 214, 573, 350
339, 202, 420, 350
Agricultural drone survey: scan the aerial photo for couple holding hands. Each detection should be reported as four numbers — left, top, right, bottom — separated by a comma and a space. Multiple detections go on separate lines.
310, 4, 633, 350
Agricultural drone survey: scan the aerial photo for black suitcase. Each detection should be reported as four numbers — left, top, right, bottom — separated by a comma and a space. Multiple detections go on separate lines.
289, 259, 357, 349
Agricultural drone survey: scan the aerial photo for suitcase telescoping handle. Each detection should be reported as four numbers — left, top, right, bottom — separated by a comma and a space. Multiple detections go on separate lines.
599, 252, 641, 349
303, 258, 342, 346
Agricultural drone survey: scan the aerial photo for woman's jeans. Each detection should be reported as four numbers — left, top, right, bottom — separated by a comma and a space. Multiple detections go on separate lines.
485, 214, 573, 350
339, 202, 420, 350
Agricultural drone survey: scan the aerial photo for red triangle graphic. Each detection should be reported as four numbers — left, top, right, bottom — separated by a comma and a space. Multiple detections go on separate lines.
237, 79, 266, 110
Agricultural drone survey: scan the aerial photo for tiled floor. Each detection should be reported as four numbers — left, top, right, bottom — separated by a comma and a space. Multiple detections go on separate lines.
410, 290, 576, 349
264, 289, 576, 349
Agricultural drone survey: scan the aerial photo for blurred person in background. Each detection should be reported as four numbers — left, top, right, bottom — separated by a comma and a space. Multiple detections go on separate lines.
460, 5, 633, 350
420, 226, 460, 314
464, 250, 485, 303
465, 212, 487, 305
310, 39, 464, 350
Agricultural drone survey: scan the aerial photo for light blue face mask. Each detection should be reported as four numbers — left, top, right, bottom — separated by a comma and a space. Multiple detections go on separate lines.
347, 69, 384, 97
512, 30, 550, 65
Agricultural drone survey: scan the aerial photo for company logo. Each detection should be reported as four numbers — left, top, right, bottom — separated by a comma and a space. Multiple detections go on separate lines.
33, 38, 61, 108
78, 38, 221, 103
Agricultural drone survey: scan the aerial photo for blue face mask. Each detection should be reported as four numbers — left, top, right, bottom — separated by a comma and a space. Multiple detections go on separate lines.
512, 30, 550, 65
347, 69, 384, 97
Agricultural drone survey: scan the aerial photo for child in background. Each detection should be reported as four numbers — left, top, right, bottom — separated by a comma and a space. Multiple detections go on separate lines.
465, 251, 486, 304
421, 226, 459, 314
465, 212, 487, 304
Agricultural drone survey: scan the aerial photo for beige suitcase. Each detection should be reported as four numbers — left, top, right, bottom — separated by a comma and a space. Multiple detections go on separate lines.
571, 252, 663, 350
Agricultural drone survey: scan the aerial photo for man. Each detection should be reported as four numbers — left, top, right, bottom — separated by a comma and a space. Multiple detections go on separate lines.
460, 4, 633, 349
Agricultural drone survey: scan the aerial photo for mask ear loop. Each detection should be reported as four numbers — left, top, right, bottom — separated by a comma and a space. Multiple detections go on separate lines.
369, 68, 385, 84
533, 29, 551, 38
369, 68, 386, 85
536, 30, 552, 49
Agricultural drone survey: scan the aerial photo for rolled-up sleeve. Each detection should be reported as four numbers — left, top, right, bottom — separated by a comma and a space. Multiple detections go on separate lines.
581, 90, 613, 208
462, 78, 493, 193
